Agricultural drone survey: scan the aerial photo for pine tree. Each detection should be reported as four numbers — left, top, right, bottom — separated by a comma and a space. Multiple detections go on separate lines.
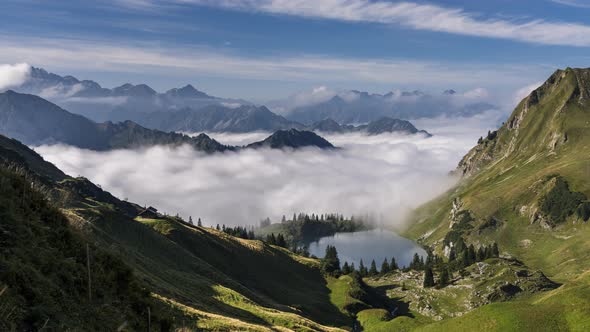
423, 267, 435, 288
381, 258, 390, 274
461, 249, 470, 268
369, 260, 378, 276
216, 224, 220, 231
439, 267, 450, 288
321, 245, 341, 275
350, 262, 356, 273
390, 257, 398, 271
484, 245, 493, 259
359, 259, 367, 277
276, 233, 287, 248
492, 242, 500, 257
281, 215, 286, 223
468, 244, 476, 263
410, 253, 421, 270
449, 246, 457, 262
266, 233, 277, 245
188, 216, 193, 225
197, 218, 202, 227
477, 247, 485, 261
455, 237, 466, 253
342, 261, 351, 274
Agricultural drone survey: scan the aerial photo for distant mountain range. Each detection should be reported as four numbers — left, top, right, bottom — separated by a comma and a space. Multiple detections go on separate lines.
9, 66, 484, 134
134, 104, 304, 133
15, 67, 250, 123
310, 117, 431, 136
0, 91, 334, 151
284, 89, 496, 125
0, 90, 232, 152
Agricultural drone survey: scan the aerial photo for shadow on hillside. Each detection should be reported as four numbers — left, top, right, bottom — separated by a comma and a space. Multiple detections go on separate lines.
91, 211, 351, 328
372, 284, 414, 318
91, 212, 274, 327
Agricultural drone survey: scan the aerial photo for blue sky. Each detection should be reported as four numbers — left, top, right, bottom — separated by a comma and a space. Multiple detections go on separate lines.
1, 0, 590, 101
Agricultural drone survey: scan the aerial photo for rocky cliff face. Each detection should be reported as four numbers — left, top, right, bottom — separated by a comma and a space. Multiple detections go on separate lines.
456, 67, 590, 177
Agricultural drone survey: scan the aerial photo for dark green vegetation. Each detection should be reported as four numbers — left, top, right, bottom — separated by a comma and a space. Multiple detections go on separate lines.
256, 213, 369, 247
394, 67, 590, 330
320, 247, 395, 320
539, 175, 587, 224
0, 164, 166, 330
321, 245, 341, 275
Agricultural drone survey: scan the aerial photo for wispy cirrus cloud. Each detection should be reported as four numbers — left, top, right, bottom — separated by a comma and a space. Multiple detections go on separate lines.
551, 0, 590, 8
135, 0, 590, 47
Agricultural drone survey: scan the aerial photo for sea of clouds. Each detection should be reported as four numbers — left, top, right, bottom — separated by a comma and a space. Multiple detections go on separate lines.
36, 110, 501, 228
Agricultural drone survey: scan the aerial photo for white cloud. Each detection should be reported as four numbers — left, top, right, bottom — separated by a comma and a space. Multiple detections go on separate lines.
268, 86, 338, 113
220, 102, 242, 108
551, 0, 590, 8
39, 83, 86, 99
461, 88, 489, 100
174, 0, 590, 47
0, 37, 544, 88
62, 96, 129, 106
36, 127, 489, 227
197, 131, 271, 146
0, 63, 30, 91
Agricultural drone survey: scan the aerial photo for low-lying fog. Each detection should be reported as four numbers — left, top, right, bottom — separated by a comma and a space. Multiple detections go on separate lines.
36, 111, 501, 227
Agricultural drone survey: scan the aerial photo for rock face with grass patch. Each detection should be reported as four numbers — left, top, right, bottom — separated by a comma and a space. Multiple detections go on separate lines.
365, 258, 558, 321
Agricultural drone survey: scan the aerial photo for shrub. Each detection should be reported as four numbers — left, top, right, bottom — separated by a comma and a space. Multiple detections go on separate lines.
540, 177, 586, 224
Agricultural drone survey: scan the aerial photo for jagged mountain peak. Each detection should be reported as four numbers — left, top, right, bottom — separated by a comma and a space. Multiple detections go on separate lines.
112, 83, 156, 97
165, 84, 211, 98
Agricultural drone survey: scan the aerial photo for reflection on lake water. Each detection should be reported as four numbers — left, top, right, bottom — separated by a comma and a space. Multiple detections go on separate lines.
307, 229, 426, 268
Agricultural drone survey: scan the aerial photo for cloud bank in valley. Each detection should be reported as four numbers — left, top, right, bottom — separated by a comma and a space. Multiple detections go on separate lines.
0, 63, 30, 91
36, 114, 495, 228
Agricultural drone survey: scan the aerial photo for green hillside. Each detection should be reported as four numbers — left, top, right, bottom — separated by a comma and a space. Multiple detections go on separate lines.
0, 133, 359, 331
394, 67, 590, 330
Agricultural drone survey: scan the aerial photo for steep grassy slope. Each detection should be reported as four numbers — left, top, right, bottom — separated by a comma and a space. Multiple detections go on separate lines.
0, 133, 352, 330
397, 67, 590, 330
0, 166, 169, 331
